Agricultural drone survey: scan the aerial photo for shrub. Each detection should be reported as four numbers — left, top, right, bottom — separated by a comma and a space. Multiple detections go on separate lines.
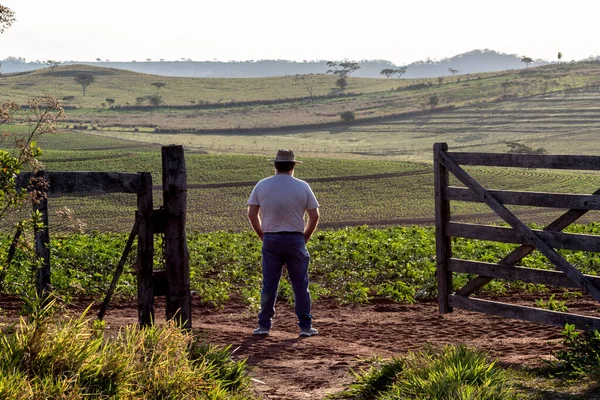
340, 111, 355, 123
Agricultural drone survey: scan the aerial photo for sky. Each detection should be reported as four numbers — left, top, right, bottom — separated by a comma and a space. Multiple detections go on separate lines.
1, 0, 599, 65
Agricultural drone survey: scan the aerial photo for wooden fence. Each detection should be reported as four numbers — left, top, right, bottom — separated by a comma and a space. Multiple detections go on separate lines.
434, 142, 600, 330
15, 145, 191, 328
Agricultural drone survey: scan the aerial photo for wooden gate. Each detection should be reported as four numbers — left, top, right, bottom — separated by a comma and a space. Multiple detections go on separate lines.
15, 145, 191, 328
434, 142, 600, 330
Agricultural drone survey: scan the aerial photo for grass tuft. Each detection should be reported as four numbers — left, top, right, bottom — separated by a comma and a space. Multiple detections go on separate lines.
0, 293, 254, 399
330, 344, 514, 400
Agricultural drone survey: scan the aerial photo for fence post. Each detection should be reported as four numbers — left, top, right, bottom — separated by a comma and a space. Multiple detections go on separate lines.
33, 171, 50, 297
162, 145, 191, 328
434, 143, 452, 314
137, 172, 154, 326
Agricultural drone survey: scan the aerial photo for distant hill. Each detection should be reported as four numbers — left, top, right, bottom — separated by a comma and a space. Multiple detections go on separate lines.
0, 49, 557, 78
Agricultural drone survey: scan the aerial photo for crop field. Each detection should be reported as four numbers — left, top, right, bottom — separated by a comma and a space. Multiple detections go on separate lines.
2, 133, 600, 234
2, 61, 600, 234
5, 62, 600, 398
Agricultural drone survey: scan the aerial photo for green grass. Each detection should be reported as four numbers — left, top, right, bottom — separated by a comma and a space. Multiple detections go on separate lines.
329, 344, 515, 400
0, 294, 254, 399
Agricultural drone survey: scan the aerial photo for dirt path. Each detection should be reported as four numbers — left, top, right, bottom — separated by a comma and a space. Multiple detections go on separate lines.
107, 296, 573, 399
1, 295, 587, 399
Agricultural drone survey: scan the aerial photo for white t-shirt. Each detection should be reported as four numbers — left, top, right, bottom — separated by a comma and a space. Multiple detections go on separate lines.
247, 174, 319, 233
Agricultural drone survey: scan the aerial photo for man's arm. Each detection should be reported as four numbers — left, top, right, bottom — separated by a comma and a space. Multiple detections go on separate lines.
304, 207, 320, 243
247, 205, 263, 241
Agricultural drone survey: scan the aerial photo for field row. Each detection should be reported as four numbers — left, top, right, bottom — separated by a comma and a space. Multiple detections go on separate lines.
4, 163, 600, 234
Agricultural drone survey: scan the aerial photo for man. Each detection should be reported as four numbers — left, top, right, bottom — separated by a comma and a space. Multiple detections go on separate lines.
247, 149, 320, 337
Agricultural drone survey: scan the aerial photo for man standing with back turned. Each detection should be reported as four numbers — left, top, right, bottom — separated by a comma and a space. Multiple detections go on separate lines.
247, 149, 320, 337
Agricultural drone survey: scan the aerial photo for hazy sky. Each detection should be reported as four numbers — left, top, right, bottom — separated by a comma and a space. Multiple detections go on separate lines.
1, 0, 598, 65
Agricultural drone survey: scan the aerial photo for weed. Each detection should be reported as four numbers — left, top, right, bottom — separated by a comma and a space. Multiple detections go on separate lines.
535, 294, 568, 312
551, 324, 600, 378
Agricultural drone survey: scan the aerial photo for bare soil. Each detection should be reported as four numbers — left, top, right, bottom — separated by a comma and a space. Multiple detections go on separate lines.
3, 294, 598, 399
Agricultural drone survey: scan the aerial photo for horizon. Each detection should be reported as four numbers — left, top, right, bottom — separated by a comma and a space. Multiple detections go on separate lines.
1, 1, 599, 65
0, 48, 582, 66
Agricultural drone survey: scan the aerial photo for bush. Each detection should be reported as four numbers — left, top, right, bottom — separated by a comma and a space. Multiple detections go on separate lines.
340, 111, 355, 123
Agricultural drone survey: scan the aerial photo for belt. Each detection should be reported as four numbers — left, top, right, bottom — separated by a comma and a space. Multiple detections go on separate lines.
264, 231, 303, 235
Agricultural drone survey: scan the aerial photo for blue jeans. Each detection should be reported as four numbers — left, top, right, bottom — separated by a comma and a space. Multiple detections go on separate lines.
258, 233, 312, 330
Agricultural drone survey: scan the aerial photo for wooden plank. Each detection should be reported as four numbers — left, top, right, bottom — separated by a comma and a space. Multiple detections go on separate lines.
434, 143, 453, 313
439, 150, 600, 302
448, 152, 600, 170
162, 145, 192, 329
98, 216, 140, 320
447, 222, 600, 252
449, 295, 600, 331
446, 187, 600, 210
449, 259, 600, 289
137, 172, 154, 327
17, 172, 144, 194
455, 189, 599, 296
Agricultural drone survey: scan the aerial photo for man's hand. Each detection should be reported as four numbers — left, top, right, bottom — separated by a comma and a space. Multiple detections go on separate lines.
247, 205, 264, 241
304, 208, 320, 243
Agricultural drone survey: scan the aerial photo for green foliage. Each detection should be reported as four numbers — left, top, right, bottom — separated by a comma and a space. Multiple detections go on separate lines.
0, 292, 253, 399
330, 356, 405, 399
551, 324, 600, 377
330, 344, 514, 400
535, 294, 568, 312
4, 223, 600, 307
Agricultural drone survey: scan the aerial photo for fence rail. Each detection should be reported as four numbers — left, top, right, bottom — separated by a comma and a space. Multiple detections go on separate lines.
434, 142, 600, 330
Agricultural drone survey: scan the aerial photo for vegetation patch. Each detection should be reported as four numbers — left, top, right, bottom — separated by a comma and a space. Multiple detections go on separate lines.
0, 294, 253, 399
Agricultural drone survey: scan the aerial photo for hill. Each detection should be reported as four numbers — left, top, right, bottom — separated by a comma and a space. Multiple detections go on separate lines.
1, 49, 551, 78
2, 60, 600, 233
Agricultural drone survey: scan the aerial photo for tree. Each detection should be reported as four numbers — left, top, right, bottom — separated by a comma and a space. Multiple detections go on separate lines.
557, 52, 563, 63
73, 74, 95, 96
0, 4, 15, 33
326, 60, 360, 91
380, 67, 407, 79
521, 56, 533, 68
151, 82, 166, 93
292, 75, 318, 101
0, 7, 65, 295
428, 95, 439, 110
45, 60, 61, 70
448, 68, 460, 76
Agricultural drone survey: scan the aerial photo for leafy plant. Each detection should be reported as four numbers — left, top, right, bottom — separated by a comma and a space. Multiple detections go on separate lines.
551, 324, 600, 377
535, 294, 568, 312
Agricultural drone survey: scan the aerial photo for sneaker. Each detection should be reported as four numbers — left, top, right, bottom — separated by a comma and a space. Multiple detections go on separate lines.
299, 327, 319, 337
252, 326, 270, 336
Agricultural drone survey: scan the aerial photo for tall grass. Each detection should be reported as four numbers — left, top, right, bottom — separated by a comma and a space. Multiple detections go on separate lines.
330, 344, 514, 400
0, 294, 253, 399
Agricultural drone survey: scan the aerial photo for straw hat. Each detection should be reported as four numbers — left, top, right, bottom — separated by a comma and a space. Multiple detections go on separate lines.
269, 149, 303, 163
